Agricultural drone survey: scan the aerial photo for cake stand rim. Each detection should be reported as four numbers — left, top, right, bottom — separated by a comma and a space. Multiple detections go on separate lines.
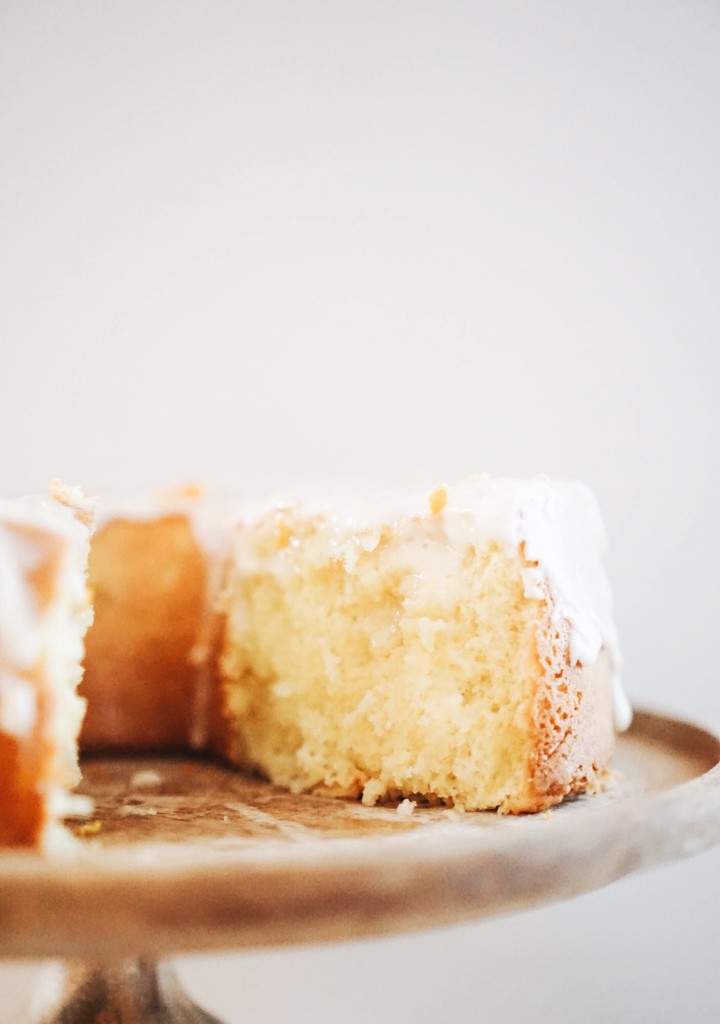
0, 708, 718, 959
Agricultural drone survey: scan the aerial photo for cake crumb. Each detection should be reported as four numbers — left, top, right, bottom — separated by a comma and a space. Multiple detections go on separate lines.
130, 770, 162, 789
396, 798, 417, 818
361, 779, 384, 806
428, 485, 448, 516
73, 820, 102, 837
49, 478, 97, 526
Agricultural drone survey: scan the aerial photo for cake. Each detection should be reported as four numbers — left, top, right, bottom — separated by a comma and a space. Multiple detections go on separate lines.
219, 477, 629, 813
0, 475, 629, 845
80, 486, 229, 754
0, 482, 94, 848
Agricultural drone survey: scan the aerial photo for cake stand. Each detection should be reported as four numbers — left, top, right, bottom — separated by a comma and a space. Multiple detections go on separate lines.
2, 709, 719, 1023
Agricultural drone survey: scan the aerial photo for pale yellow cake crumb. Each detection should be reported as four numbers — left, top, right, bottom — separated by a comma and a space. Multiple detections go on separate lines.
396, 798, 417, 817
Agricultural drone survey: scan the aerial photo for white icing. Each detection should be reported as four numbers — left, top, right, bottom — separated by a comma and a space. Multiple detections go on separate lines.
47, 786, 93, 819
0, 526, 47, 668
0, 490, 92, 677
0, 671, 37, 737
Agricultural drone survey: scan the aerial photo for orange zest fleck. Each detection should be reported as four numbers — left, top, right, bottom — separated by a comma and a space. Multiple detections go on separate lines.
74, 820, 102, 837
428, 486, 447, 516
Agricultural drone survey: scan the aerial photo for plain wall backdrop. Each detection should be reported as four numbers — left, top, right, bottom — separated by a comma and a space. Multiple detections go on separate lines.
1, 2, 719, 1021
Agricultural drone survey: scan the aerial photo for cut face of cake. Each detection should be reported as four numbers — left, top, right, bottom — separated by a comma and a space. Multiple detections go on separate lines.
219, 477, 629, 813
0, 483, 94, 848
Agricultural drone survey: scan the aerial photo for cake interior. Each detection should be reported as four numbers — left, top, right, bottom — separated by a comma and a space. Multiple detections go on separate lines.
220, 510, 556, 812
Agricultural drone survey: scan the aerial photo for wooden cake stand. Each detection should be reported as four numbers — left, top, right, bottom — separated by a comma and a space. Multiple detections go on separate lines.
2, 709, 720, 1022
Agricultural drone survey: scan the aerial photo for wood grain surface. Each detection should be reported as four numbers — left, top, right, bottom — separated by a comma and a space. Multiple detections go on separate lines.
0, 710, 718, 960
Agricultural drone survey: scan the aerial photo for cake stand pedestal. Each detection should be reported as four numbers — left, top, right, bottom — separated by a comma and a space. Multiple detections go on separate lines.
4, 710, 720, 1024
21, 959, 221, 1023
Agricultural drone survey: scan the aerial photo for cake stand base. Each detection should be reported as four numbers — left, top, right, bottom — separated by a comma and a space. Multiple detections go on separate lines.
21, 959, 223, 1024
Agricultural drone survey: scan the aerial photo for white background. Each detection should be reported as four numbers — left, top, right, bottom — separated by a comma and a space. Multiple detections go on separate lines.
1, 2, 719, 1020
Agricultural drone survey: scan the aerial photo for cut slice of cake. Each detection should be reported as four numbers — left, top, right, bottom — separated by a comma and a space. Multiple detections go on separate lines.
80, 486, 230, 753
0, 482, 94, 848
219, 477, 629, 813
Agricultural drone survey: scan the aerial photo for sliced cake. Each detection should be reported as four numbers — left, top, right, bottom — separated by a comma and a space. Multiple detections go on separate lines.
0, 482, 94, 848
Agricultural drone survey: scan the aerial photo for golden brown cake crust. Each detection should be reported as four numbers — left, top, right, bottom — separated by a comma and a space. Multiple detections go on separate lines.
0, 734, 44, 845
519, 635, 614, 813
0, 676, 60, 846
81, 516, 214, 751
